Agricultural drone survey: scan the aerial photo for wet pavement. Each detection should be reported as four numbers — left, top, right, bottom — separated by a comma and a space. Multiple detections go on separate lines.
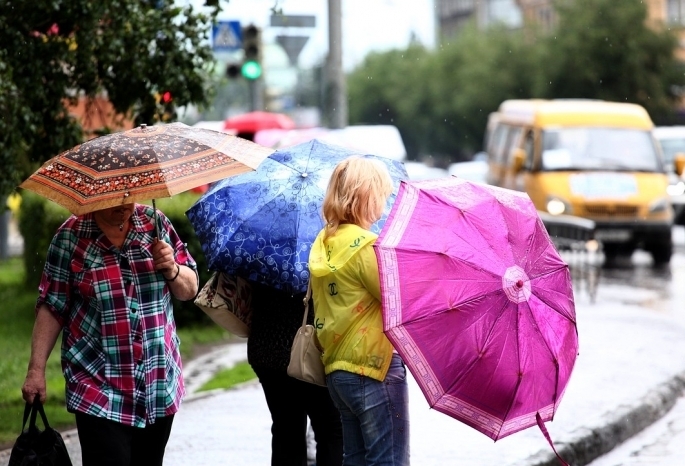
3, 231, 685, 465
7, 284, 685, 466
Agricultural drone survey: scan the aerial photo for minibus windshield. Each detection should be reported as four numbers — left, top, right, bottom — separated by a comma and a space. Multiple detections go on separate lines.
541, 128, 661, 172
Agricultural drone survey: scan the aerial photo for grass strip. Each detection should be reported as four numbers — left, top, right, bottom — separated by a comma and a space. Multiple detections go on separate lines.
0, 257, 70, 447
197, 362, 257, 392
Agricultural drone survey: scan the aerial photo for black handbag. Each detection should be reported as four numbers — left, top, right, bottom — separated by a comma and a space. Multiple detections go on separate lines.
8, 398, 73, 466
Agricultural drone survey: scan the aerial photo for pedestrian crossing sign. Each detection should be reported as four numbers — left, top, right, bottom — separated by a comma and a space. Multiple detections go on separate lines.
213, 21, 242, 51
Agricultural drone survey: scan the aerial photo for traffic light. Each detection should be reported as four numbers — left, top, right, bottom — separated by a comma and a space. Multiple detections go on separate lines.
241, 24, 262, 80
226, 63, 241, 79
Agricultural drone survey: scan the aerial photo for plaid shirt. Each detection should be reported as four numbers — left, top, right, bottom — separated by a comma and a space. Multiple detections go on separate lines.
37, 204, 197, 427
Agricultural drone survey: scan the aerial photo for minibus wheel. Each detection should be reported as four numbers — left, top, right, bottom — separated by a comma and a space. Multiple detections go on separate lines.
646, 237, 672, 266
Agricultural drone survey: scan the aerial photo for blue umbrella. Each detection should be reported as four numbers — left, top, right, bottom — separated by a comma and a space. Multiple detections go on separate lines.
186, 139, 408, 293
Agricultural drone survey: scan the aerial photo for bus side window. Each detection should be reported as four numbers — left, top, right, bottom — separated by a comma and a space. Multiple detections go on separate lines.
523, 130, 535, 170
504, 126, 524, 167
489, 124, 508, 163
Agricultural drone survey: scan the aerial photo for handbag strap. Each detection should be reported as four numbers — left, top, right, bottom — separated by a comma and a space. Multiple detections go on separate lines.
301, 279, 312, 326
34, 399, 51, 429
21, 400, 32, 431
23, 396, 51, 432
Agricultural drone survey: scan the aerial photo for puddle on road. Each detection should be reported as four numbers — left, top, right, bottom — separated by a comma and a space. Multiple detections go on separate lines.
562, 243, 685, 324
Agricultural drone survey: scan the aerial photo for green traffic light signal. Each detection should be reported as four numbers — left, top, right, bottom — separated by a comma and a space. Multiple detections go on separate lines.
241, 60, 262, 80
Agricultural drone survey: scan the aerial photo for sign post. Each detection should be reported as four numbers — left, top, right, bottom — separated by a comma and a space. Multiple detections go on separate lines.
270, 14, 316, 67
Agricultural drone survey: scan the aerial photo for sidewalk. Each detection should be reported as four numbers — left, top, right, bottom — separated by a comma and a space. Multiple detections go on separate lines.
3, 259, 685, 465
163, 289, 685, 466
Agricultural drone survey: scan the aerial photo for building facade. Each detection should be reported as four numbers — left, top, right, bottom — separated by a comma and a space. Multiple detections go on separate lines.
438, 0, 685, 49
436, 0, 522, 37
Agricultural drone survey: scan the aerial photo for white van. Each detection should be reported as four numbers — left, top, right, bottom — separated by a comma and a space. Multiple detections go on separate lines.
652, 126, 685, 224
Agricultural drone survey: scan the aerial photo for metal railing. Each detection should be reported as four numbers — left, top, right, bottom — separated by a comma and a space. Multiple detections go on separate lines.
538, 211, 601, 303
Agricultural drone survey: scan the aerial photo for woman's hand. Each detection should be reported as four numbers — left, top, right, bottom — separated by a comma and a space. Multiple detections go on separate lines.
152, 238, 177, 278
22, 368, 47, 404
151, 238, 198, 300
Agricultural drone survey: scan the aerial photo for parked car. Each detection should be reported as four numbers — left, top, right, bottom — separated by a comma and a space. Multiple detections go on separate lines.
254, 125, 408, 162
403, 162, 449, 181
652, 126, 685, 225
448, 157, 489, 184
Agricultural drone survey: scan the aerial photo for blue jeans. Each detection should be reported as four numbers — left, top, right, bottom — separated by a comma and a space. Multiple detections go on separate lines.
326, 353, 410, 466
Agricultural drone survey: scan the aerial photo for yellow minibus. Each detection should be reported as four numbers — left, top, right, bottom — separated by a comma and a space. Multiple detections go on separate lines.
485, 99, 685, 265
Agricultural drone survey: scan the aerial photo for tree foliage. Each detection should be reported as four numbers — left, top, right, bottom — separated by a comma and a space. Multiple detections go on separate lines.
0, 0, 222, 197
348, 45, 433, 158
538, 0, 685, 119
347, 0, 684, 162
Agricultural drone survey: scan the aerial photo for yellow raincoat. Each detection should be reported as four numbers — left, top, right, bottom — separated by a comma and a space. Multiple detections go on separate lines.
308, 224, 394, 382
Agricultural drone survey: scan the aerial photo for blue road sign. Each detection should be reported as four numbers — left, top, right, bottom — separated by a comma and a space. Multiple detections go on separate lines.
213, 21, 242, 52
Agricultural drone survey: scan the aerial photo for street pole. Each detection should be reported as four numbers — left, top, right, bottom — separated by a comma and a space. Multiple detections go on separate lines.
327, 0, 347, 129
248, 79, 263, 112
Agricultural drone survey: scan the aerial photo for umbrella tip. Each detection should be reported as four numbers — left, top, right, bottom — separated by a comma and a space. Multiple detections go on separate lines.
516, 280, 524, 288
140, 124, 147, 132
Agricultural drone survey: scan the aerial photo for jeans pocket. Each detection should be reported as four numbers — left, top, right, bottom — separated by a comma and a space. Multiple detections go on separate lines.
383, 354, 407, 384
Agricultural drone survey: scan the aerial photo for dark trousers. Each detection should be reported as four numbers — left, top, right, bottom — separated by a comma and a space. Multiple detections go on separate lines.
254, 366, 343, 466
75, 412, 174, 466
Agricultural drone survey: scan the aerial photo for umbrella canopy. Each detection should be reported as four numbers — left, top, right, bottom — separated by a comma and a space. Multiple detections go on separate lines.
186, 139, 408, 293
223, 111, 295, 134
19, 122, 273, 215
374, 177, 578, 441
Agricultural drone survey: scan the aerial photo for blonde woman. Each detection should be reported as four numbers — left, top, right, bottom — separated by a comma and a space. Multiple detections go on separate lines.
309, 157, 410, 465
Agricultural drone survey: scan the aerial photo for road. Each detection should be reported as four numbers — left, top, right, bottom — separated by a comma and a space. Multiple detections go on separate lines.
582, 226, 685, 466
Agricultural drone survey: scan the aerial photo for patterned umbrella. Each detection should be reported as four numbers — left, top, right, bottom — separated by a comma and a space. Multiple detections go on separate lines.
19, 122, 273, 215
186, 139, 408, 293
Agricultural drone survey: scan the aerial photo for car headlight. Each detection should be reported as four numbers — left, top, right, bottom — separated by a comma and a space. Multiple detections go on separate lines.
667, 181, 685, 196
649, 197, 669, 213
546, 197, 571, 215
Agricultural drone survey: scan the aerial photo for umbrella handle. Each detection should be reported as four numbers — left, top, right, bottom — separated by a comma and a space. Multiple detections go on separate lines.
152, 199, 160, 240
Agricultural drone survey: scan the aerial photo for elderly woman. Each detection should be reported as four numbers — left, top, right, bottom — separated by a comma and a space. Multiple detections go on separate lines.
21, 203, 198, 466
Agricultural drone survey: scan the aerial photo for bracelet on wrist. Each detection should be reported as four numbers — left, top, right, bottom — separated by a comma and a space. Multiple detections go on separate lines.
165, 264, 181, 282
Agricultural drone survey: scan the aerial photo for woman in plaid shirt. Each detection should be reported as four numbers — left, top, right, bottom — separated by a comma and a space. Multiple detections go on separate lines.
21, 203, 199, 466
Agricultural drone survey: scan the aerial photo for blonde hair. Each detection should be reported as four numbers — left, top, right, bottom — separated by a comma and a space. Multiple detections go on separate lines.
322, 157, 393, 239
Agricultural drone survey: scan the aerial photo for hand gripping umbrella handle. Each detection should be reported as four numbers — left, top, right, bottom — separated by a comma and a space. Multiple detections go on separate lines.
536, 412, 570, 466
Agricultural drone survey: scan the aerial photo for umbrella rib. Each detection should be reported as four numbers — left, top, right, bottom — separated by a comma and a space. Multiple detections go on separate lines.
506, 299, 566, 429
529, 271, 577, 322
449, 212, 511, 277
496, 301, 525, 437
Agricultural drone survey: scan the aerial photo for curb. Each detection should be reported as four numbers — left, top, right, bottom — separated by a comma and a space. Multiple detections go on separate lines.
521, 370, 685, 466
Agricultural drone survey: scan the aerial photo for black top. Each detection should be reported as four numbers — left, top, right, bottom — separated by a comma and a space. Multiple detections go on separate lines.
247, 281, 314, 372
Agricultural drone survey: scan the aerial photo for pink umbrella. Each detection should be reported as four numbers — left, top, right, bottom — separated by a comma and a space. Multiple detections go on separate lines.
374, 178, 578, 446
223, 111, 295, 134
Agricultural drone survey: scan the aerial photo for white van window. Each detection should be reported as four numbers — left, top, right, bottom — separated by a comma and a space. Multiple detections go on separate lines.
541, 128, 661, 171
658, 138, 685, 164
